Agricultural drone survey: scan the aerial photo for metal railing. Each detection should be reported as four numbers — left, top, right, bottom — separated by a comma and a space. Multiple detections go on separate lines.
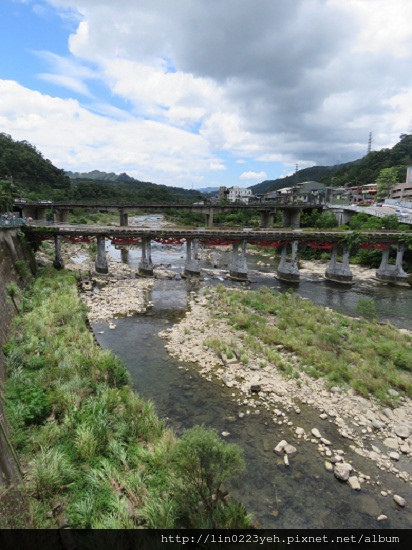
0, 218, 27, 227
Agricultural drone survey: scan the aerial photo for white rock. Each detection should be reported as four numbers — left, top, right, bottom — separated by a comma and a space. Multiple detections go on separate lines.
284, 444, 297, 456
383, 437, 399, 450
324, 461, 334, 472
377, 515, 388, 522
334, 462, 352, 481
348, 476, 361, 491
389, 452, 400, 461
284, 455, 289, 467
393, 495, 406, 507
394, 425, 410, 439
311, 428, 322, 439
274, 440, 288, 455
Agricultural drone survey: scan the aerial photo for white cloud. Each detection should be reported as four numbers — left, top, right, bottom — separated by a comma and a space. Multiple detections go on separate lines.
0, 79, 220, 187
5, 0, 412, 185
240, 171, 267, 180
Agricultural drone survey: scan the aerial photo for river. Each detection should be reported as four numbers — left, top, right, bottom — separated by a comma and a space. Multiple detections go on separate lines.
92, 216, 412, 529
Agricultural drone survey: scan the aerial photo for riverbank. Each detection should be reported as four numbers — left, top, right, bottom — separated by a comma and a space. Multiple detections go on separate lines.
3, 267, 250, 528
40, 239, 412, 524
158, 285, 412, 520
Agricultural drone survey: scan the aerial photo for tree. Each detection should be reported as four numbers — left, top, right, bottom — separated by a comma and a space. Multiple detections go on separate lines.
170, 425, 249, 528
0, 177, 18, 213
375, 167, 399, 200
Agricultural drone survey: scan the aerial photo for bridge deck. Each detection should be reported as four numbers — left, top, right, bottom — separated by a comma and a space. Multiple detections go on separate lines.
28, 223, 409, 244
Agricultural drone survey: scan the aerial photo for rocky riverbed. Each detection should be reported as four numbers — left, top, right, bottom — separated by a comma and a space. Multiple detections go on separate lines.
158, 287, 412, 518
36, 239, 411, 520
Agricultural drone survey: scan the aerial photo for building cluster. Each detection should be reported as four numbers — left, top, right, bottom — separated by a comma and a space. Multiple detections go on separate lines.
217, 165, 412, 206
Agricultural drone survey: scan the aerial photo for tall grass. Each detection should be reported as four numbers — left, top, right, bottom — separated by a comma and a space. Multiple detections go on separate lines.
212, 285, 412, 403
3, 267, 248, 528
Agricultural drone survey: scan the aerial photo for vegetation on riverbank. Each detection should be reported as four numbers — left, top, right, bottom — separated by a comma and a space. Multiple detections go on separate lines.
205, 286, 412, 404
2, 268, 251, 529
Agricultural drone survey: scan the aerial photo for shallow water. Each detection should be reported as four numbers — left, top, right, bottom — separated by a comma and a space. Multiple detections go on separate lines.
94, 282, 412, 529
92, 219, 412, 528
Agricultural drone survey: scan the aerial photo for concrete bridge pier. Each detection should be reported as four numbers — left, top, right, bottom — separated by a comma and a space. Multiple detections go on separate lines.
332, 209, 355, 226
23, 206, 48, 221
376, 243, 408, 284
276, 241, 300, 282
53, 235, 64, 270
119, 209, 129, 227
260, 211, 274, 228
183, 238, 201, 278
229, 240, 248, 281
95, 235, 109, 274
204, 208, 214, 228
325, 245, 353, 283
53, 208, 69, 223
281, 208, 301, 228
192, 238, 200, 260
138, 237, 154, 277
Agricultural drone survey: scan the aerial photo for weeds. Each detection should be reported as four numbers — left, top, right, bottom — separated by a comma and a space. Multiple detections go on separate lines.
4, 268, 249, 528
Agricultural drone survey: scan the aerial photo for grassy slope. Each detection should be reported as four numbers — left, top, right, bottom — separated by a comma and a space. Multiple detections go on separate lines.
3, 268, 249, 529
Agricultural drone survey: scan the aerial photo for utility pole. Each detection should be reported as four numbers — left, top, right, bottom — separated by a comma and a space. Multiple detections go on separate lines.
367, 132, 372, 155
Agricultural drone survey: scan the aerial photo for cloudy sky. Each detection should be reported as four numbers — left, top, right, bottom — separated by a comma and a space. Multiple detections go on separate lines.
1, 0, 412, 189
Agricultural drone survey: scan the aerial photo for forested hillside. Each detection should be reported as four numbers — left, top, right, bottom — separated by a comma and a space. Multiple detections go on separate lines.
0, 133, 70, 199
0, 134, 203, 203
250, 134, 412, 194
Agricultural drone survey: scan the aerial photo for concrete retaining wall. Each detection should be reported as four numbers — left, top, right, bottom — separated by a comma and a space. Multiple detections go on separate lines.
0, 227, 35, 526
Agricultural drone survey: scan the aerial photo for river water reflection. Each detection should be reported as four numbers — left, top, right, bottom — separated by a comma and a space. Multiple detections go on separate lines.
93, 223, 412, 528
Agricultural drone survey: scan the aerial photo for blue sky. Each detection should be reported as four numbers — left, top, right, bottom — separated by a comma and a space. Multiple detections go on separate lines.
1, 0, 412, 189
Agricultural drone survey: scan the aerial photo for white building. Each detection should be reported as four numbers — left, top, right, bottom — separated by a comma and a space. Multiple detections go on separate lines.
226, 186, 252, 204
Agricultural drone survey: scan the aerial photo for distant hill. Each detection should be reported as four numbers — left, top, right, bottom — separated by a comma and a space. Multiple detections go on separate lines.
249, 134, 412, 195
197, 186, 220, 194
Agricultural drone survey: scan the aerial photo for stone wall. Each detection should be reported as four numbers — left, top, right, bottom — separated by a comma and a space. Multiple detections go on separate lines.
0, 227, 35, 526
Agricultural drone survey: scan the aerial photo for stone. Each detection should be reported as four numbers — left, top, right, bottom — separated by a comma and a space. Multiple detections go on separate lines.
393, 495, 406, 507
383, 437, 399, 450
221, 431, 230, 437
284, 444, 297, 456
274, 440, 288, 455
377, 515, 388, 522
320, 437, 331, 446
372, 419, 385, 429
394, 425, 410, 439
295, 427, 305, 436
311, 428, 322, 439
324, 461, 334, 472
389, 451, 400, 461
284, 455, 289, 467
334, 462, 352, 481
348, 476, 361, 491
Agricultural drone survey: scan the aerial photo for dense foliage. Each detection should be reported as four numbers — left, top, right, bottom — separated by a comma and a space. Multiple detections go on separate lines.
2, 268, 250, 529
0, 133, 70, 199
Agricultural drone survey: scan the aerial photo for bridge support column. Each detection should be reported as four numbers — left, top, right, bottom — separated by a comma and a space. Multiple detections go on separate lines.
53, 235, 64, 270
138, 237, 154, 277
205, 208, 214, 228
325, 245, 353, 283
192, 238, 200, 260
53, 208, 69, 223
229, 240, 248, 281
276, 241, 300, 282
376, 243, 408, 284
119, 209, 129, 227
183, 238, 201, 278
95, 235, 108, 274
281, 209, 301, 228
120, 248, 129, 264
260, 211, 274, 228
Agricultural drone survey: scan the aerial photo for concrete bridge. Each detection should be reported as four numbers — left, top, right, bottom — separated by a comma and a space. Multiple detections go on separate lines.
26, 224, 411, 286
14, 200, 324, 229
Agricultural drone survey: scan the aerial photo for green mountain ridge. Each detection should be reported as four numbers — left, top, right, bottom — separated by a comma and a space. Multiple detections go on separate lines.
3, 132, 412, 202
